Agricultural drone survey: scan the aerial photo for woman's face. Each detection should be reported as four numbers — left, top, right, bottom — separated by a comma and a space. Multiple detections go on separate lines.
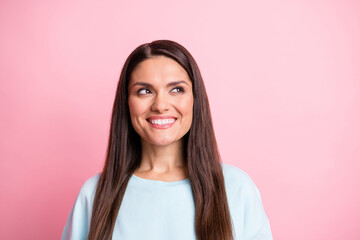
128, 56, 194, 147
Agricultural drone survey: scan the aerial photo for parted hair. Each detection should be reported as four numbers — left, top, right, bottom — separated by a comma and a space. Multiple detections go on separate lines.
87, 40, 234, 240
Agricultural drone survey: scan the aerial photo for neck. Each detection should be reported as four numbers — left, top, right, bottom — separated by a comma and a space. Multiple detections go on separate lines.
139, 139, 185, 172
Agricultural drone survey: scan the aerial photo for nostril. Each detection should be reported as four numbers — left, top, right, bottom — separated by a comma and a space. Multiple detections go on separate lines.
151, 101, 171, 112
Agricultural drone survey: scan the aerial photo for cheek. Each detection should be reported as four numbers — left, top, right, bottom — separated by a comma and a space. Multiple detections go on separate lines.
128, 98, 144, 122
178, 97, 194, 122
128, 99, 146, 137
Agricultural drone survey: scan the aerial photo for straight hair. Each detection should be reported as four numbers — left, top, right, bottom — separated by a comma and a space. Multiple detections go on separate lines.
87, 40, 233, 240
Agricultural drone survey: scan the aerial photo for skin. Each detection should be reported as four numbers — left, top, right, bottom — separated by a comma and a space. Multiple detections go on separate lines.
128, 56, 194, 181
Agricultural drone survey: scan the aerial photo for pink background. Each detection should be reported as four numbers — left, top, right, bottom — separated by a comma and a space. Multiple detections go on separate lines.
1, 0, 359, 239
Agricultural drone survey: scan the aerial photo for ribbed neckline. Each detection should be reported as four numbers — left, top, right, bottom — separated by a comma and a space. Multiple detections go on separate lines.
130, 174, 190, 187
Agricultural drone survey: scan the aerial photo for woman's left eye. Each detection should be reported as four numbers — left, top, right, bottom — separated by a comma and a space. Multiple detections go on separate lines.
170, 87, 184, 93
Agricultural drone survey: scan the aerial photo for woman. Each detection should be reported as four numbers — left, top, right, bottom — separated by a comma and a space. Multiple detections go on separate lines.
62, 40, 273, 240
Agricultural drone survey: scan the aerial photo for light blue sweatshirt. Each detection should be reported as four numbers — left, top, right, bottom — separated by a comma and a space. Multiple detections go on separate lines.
62, 163, 273, 239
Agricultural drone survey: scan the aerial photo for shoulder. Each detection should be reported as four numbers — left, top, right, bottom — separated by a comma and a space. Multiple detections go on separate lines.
76, 173, 101, 201
221, 163, 261, 200
221, 163, 273, 239
221, 163, 254, 187
221, 162, 249, 178
61, 173, 101, 240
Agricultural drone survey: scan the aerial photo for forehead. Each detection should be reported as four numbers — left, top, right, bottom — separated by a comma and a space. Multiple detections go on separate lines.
129, 56, 191, 84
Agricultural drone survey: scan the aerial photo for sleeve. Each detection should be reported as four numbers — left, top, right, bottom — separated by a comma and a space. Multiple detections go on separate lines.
61, 175, 98, 240
241, 176, 273, 240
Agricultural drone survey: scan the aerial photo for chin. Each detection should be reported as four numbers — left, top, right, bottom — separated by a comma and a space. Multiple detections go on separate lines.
150, 140, 176, 146
146, 136, 180, 147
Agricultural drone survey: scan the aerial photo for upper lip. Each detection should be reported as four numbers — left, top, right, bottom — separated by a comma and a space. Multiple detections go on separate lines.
146, 115, 177, 121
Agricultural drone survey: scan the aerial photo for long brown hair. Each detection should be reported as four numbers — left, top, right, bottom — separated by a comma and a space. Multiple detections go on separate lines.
87, 40, 233, 240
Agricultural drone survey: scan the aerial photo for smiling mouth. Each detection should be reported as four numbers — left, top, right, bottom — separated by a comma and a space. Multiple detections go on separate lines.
146, 117, 177, 129
147, 118, 176, 125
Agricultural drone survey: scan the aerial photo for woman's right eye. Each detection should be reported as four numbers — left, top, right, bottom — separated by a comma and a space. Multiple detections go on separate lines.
137, 89, 151, 95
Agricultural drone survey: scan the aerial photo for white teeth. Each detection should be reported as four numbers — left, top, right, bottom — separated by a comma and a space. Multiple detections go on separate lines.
150, 119, 175, 125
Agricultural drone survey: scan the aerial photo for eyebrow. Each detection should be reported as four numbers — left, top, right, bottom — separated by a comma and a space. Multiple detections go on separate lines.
131, 80, 190, 89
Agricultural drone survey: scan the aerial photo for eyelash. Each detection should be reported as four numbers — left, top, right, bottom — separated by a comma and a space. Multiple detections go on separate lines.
137, 88, 152, 95
136, 87, 184, 95
171, 87, 184, 93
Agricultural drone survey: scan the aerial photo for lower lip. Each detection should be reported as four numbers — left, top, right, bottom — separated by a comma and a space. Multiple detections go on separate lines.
147, 120, 176, 129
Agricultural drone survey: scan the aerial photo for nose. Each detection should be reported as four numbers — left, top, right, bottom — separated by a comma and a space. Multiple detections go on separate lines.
151, 92, 170, 113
